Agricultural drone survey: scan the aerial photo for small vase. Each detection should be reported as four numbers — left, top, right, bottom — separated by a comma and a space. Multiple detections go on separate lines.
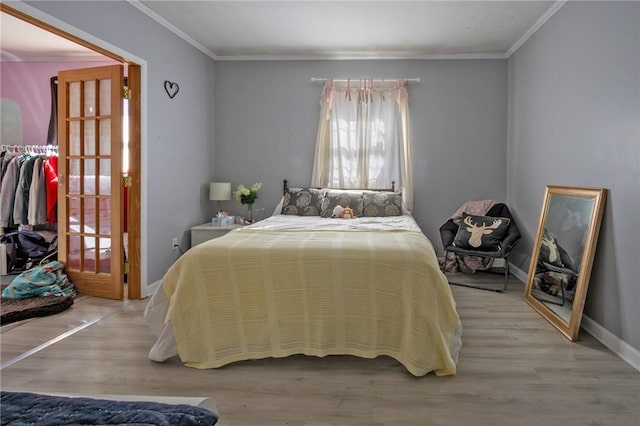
246, 203, 254, 222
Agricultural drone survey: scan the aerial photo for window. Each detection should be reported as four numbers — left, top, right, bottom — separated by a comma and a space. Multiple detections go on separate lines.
312, 79, 413, 210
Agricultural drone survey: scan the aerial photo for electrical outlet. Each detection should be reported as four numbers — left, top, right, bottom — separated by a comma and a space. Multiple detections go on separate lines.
172, 237, 179, 250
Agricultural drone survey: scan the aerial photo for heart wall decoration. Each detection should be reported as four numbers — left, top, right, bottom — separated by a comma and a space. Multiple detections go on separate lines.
164, 80, 180, 99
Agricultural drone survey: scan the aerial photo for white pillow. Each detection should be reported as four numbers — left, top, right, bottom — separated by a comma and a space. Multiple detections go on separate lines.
272, 197, 284, 216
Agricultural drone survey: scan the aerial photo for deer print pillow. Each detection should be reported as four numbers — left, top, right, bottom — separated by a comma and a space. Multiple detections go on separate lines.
538, 229, 565, 267
453, 212, 511, 251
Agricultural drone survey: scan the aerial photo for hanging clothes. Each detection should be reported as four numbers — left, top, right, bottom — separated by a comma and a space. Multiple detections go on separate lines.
0, 146, 58, 230
0, 155, 25, 228
28, 157, 48, 225
44, 155, 58, 224
13, 154, 37, 225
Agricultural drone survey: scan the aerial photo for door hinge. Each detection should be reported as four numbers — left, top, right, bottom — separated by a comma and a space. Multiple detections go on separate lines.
123, 87, 132, 100
123, 261, 130, 275
123, 175, 132, 188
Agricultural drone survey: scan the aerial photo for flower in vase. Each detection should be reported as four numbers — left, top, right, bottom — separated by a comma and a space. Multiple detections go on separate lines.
234, 182, 262, 205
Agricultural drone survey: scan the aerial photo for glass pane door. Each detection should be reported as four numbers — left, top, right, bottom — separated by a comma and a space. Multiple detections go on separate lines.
58, 65, 123, 299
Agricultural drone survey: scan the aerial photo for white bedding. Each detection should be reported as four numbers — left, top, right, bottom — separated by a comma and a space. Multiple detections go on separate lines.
242, 214, 422, 232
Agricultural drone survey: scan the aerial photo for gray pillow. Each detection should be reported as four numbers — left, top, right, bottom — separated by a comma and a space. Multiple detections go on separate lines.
363, 192, 402, 217
281, 187, 323, 216
320, 190, 364, 218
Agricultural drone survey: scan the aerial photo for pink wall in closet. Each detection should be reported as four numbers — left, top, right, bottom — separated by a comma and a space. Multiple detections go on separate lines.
1, 61, 117, 146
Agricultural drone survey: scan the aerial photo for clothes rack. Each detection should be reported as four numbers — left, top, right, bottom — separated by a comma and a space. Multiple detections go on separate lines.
0, 145, 58, 155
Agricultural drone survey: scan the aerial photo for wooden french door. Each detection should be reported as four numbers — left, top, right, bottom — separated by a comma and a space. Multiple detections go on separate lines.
57, 65, 124, 299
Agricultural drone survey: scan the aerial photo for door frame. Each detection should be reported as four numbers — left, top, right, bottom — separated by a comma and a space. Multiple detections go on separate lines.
1, 3, 143, 299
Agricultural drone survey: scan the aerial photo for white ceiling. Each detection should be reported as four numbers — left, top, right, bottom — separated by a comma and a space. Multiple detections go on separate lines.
1, 1, 565, 62
134, 0, 564, 60
0, 12, 100, 61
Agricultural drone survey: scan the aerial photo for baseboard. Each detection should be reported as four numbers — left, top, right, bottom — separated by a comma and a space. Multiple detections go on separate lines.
508, 262, 640, 372
580, 315, 640, 372
509, 263, 528, 283
142, 279, 162, 299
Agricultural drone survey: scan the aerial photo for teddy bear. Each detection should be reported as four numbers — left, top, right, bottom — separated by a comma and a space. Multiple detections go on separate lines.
340, 207, 355, 219
331, 205, 356, 219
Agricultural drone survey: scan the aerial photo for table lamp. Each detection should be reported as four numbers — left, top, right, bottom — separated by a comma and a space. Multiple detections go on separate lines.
209, 182, 231, 213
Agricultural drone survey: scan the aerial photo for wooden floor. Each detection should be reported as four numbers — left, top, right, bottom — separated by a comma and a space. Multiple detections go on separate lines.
1, 273, 639, 426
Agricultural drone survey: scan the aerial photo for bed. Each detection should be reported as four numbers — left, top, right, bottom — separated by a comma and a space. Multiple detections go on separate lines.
145, 186, 461, 376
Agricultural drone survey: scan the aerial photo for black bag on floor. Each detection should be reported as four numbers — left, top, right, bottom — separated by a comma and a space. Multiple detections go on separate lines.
1, 231, 52, 273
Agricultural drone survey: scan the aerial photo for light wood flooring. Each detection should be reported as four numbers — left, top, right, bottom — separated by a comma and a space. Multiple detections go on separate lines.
1, 273, 639, 425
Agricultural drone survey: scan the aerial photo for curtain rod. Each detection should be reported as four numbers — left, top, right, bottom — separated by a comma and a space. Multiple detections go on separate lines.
311, 77, 420, 83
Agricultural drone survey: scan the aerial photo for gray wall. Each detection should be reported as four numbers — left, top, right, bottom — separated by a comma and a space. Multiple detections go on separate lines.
22, 1, 217, 287
215, 59, 508, 248
19, 0, 638, 356
507, 1, 640, 350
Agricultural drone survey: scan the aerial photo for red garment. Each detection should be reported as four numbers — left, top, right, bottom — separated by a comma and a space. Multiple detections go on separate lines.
44, 156, 58, 223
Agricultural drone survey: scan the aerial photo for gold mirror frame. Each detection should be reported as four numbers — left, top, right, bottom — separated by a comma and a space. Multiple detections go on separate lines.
524, 186, 606, 341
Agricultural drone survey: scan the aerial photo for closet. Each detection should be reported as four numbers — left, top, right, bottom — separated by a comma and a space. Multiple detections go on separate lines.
1, 4, 141, 300
0, 144, 59, 274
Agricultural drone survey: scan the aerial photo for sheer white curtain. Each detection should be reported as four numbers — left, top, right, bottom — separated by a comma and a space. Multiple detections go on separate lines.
311, 79, 414, 212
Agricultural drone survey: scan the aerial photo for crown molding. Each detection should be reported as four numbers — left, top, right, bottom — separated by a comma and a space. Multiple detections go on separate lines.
506, 0, 567, 58
126, 0, 218, 61
214, 52, 508, 61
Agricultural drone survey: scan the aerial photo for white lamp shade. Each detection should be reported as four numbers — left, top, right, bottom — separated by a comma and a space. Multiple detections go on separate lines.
209, 182, 231, 201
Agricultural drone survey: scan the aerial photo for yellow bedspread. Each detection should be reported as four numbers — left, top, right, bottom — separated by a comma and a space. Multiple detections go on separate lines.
163, 226, 461, 376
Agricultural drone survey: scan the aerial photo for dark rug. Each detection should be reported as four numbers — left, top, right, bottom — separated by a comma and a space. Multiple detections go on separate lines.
1, 295, 74, 325
0, 391, 218, 425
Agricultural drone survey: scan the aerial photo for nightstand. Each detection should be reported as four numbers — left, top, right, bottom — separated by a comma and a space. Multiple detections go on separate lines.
190, 223, 244, 247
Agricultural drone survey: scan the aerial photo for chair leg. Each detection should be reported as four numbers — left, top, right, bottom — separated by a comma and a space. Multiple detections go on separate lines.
500, 258, 509, 293
446, 253, 509, 293
449, 281, 506, 293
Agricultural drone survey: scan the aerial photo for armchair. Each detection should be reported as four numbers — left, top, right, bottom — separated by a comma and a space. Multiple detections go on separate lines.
440, 203, 521, 292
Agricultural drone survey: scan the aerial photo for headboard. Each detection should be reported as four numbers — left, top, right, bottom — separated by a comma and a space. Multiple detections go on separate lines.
282, 179, 396, 194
